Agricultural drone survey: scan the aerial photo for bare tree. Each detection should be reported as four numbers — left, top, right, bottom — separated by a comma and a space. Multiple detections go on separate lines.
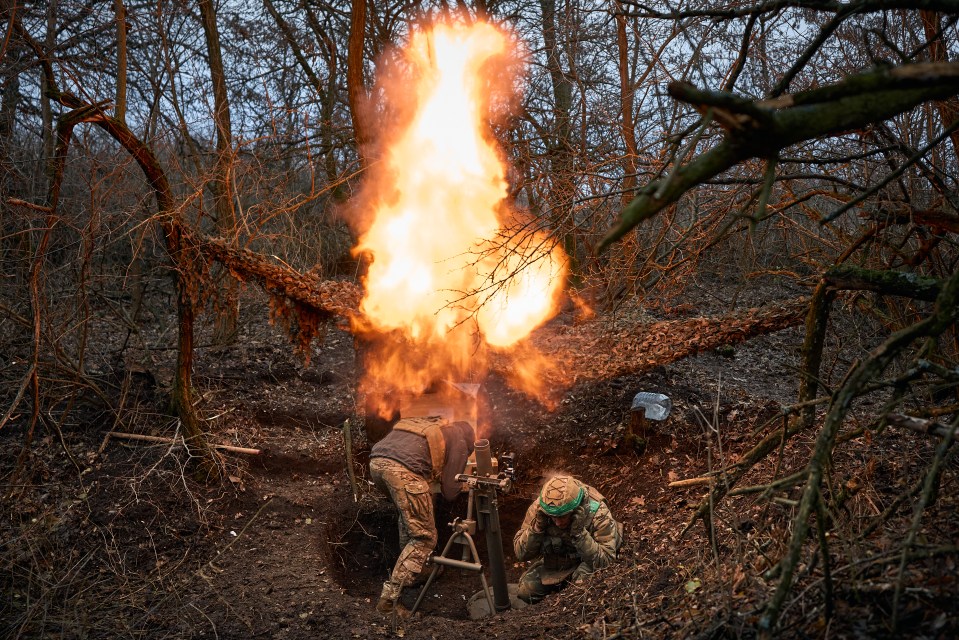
199, 0, 239, 345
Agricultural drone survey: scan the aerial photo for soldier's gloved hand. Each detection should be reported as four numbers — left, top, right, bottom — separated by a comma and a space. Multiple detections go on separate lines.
531, 510, 548, 534
569, 504, 591, 539
571, 564, 592, 584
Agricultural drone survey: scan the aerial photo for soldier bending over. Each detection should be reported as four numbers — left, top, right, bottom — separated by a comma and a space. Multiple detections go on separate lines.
369, 417, 475, 616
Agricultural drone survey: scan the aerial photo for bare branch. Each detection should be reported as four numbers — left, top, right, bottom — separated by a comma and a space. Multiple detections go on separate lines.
600, 62, 959, 251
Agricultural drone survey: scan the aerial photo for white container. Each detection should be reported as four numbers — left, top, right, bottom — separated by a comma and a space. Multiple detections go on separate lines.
630, 392, 672, 421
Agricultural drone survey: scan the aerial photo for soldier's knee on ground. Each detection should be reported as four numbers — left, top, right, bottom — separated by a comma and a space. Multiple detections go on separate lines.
517, 573, 547, 604
516, 580, 536, 603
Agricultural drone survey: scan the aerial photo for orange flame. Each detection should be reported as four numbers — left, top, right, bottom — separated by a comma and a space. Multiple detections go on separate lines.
354, 19, 566, 403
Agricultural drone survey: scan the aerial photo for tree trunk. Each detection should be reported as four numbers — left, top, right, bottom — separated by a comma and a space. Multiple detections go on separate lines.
305, 5, 342, 190
188, 230, 361, 319
919, 11, 959, 164
538, 0, 579, 278
199, 0, 239, 346
1, 41, 20, 146
96, 112, 220, 478
615, 2, 638, 206
862, 203, 959, 233
14, 110, 73, 480
113, 0, 128, 123
797, 281, 834, 426
267, 0, 342, 194
1, 29, 23, 280
347, 0, 371, 167
40, 0, 57, 170
551, 297, 811, 383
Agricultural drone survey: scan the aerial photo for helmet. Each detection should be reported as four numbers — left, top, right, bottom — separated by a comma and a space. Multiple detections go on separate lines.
538, 475, 585, 517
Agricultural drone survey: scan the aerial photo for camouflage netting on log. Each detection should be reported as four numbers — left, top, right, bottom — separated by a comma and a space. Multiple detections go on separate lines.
190, 230, 362, 323
525, 297, 810, 385
190, 227, 809, 379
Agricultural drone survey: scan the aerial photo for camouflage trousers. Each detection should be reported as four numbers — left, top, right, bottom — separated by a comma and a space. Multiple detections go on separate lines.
516, 555, 584, 603
369, 457, 437, 601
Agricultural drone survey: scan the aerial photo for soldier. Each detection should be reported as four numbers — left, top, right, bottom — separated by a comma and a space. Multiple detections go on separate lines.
368, 416, 475, 616
513, 474, 623, 603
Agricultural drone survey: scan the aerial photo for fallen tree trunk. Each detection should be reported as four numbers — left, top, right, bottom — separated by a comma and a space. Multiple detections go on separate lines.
824, 264, 943, 301
184, 226, 954, 402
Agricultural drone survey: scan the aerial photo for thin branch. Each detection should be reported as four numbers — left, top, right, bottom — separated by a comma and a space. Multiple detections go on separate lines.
821, 117, 959, 224
0, 365, 36, 432
759, 266, 959, 635
600, 62, 959, 251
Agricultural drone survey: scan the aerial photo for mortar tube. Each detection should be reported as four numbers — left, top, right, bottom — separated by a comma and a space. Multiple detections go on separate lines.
473, 439, 510, 612
481, 488, 511, 612
474, 439, 493, 477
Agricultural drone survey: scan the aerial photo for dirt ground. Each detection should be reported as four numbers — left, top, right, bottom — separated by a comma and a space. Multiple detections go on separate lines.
2, 285, 957, 639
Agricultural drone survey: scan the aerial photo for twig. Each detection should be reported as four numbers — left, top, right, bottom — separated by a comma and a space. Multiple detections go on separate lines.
0, 364, 35, 431
654, 109, 714, 200
41, 412, 83, 477
138, 498, 275, 628
668, 476, 716, 488
100, 431, 260, 455
6, 197, 53, 213
821, 117, 959, 224
727, 470, 808, 496
885, 413, 959, 439
342, 419, 359, 502
891, 415, 958, 629
815, 494, 834, 622
750, 155, 779, 223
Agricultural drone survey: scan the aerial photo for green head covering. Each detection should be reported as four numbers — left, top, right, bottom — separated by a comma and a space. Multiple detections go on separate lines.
538, 475, 585, 516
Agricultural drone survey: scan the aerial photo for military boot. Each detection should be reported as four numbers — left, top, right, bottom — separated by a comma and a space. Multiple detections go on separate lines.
375, 597, 410, 618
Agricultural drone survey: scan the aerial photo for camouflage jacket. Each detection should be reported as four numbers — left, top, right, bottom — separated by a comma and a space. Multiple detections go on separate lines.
513, 482, 623, 580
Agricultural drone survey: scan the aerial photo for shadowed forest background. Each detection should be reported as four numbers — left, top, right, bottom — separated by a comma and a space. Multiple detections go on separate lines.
2, 1, 958, 638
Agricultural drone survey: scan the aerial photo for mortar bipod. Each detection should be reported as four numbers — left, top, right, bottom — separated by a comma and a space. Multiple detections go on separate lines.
410, 494, 494, 615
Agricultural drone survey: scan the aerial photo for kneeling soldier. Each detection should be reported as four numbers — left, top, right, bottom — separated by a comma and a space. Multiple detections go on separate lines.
368, 417, 475, 616
513, 474, 623, 603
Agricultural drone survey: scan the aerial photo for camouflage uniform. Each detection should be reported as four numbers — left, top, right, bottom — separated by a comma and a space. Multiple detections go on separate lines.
369, 457, 437, 601
513, 476, 623, 603
368, 420, 474, 606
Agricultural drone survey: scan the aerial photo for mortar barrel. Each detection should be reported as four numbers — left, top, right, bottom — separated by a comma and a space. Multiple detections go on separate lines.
482, 491, 511, 612
474, 439, 493, 477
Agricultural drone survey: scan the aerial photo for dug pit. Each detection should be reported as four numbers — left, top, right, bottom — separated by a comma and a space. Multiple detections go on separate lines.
327, 452, 539, 619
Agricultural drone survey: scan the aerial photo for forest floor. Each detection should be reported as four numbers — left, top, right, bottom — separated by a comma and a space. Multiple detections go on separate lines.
1, 281, 957, 639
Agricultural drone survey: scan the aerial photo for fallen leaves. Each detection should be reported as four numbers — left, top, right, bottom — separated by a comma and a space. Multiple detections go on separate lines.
684, 578, 702, 593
